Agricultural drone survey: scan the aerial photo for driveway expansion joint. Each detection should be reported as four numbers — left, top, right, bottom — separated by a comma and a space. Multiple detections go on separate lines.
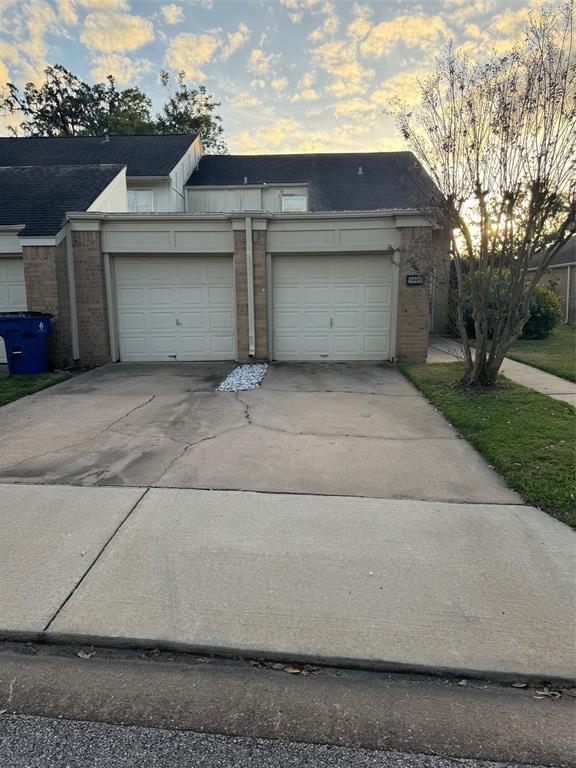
41, 488, 149, 633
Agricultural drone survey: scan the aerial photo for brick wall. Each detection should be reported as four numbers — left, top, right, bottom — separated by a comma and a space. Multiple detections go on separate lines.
395, 227, 440, 362
253, 229, 268, 358
72, 230, 111, 366
233, 229, 249, 361
22, 240, 72, 368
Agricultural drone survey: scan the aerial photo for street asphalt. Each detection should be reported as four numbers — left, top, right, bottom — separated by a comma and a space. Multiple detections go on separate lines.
0, 715, 552, 768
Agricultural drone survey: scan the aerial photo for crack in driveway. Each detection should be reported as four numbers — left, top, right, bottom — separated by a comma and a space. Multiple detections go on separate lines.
0, 395, 156, 474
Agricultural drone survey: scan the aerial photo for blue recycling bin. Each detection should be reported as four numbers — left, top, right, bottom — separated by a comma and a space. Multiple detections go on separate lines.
0, 312, 53, 375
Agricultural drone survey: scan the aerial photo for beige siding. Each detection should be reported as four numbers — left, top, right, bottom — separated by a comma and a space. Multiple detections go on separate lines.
89, 168, 128, 213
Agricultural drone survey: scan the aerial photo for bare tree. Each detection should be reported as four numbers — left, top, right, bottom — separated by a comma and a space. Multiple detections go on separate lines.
388, 3, 575, 387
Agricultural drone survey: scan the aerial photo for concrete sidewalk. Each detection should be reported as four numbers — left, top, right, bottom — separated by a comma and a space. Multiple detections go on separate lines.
1, 483, 574, 683
428, 335, 576, 406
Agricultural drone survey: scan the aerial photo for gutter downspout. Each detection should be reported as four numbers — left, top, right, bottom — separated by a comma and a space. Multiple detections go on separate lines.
65, 222, 80, 361
245, 216, 256, 358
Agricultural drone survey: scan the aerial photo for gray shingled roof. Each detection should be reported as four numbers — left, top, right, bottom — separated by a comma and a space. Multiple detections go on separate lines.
0, 164, 125, 236
528, 236, 575, 269
186, 152, 439, 211
0, 134, 196, 177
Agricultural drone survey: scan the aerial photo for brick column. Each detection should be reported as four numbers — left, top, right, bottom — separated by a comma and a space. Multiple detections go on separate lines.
22, 240, 73, 368
72, 230, 111, 366
233, 228, 249, 361
395, 227, 433, 363
253, 229, 268, 359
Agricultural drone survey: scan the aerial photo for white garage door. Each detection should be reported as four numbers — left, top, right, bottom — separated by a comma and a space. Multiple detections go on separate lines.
0, 257, 27, 364
273, 254, 393, 361
115, 255, 235, 361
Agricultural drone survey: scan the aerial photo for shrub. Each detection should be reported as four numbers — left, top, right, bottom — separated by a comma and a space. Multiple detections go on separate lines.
522, 285, 562, 339
449, 282, 562, 340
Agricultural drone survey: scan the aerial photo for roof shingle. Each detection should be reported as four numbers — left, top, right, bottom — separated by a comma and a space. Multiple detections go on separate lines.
186, 152, 439, 212
0, 164, 125, 236
0, 134, 196, 177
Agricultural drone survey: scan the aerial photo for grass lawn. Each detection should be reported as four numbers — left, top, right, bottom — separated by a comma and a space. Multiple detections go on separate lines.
508, 325, 576, 382
401, 362, 576, 528
0, 372, 71, 408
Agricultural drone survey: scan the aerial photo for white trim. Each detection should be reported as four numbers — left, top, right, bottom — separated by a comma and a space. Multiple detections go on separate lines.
527, 261, 576, 271
65, 224, 80, 360
245, 216, 256, 358
185, 182, 305, 191
389, 251, 400, 361
126, 175, 170, 183
66, 209, 427, 224
19, 227, 67, 247
103, 252, 119, 362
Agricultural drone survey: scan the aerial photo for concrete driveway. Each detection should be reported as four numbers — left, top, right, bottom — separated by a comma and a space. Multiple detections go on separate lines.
0, 362, 518, 503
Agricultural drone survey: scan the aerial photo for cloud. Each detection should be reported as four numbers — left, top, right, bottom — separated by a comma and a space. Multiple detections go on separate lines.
247, 48, 274, 75
58, 0, 78, 24
220, 22, 249, 60
233, 117, 300, 152
76, 0, 129, 8
81, 12, 154, 52
291, 72, 320, 102
347, 2, 372, 40
90, 53, 152, 83
161, 4, 184, 24
371, 69, 429, 107
333, 98, 376, 118
360, 14, 451, 57
271, 77, 289, 92
312, 40, 374, 96
229, 91, 263, 109
308, 1, 339, 43
165, 32, 218, 77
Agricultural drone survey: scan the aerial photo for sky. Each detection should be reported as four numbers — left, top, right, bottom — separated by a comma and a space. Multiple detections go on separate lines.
0, 0, 554, 153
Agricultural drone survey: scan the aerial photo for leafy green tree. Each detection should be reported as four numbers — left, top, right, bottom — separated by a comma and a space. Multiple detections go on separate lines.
156, 71, 227, 154
1, 64, 227, 152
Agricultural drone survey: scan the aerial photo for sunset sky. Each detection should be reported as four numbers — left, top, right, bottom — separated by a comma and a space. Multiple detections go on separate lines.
0, 0, 550, 153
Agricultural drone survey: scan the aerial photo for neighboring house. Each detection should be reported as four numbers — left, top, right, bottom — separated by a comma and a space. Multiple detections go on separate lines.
528, 237, 575, 325
0, 134, 449, 368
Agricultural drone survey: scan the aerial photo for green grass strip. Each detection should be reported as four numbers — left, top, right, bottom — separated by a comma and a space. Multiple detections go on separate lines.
401, 362, 576, 529
0, 372, 72, 408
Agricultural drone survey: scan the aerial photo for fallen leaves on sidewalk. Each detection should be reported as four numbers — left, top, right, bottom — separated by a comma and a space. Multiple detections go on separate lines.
77, 645, 97, 660
533, 686, 565, 701
144, 648, 161, 657
248, 660, 323, 676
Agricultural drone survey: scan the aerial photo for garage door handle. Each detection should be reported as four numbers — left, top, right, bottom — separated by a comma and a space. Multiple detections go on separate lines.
329, 317, 333, 328
176, 319, 183, 326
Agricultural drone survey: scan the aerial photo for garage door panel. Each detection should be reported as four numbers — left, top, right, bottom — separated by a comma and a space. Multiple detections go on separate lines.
333, 286, 360, 304
274, 286, 298, 305
177, 286, 203, 305
333, 311, 358, 329
147, 286, 174, 304
207, 285, 233, 304
303, 311, 330, 330
365, 310, 390, 330
273, 254, 392, 361
275, 311, 299, 330
208, 311, 234, 330
365, 285, 390, 304
333, 335, 360, 354
302, 286, 329, 304
0, 257, 27, 364
115, 256, 234, 362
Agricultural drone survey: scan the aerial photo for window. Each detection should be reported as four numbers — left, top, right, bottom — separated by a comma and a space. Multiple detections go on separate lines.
281, 194, 307, 213
128, 188, 155, 213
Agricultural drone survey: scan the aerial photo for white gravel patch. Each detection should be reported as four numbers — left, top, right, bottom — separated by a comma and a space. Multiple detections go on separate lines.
217, 363, 268, 391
